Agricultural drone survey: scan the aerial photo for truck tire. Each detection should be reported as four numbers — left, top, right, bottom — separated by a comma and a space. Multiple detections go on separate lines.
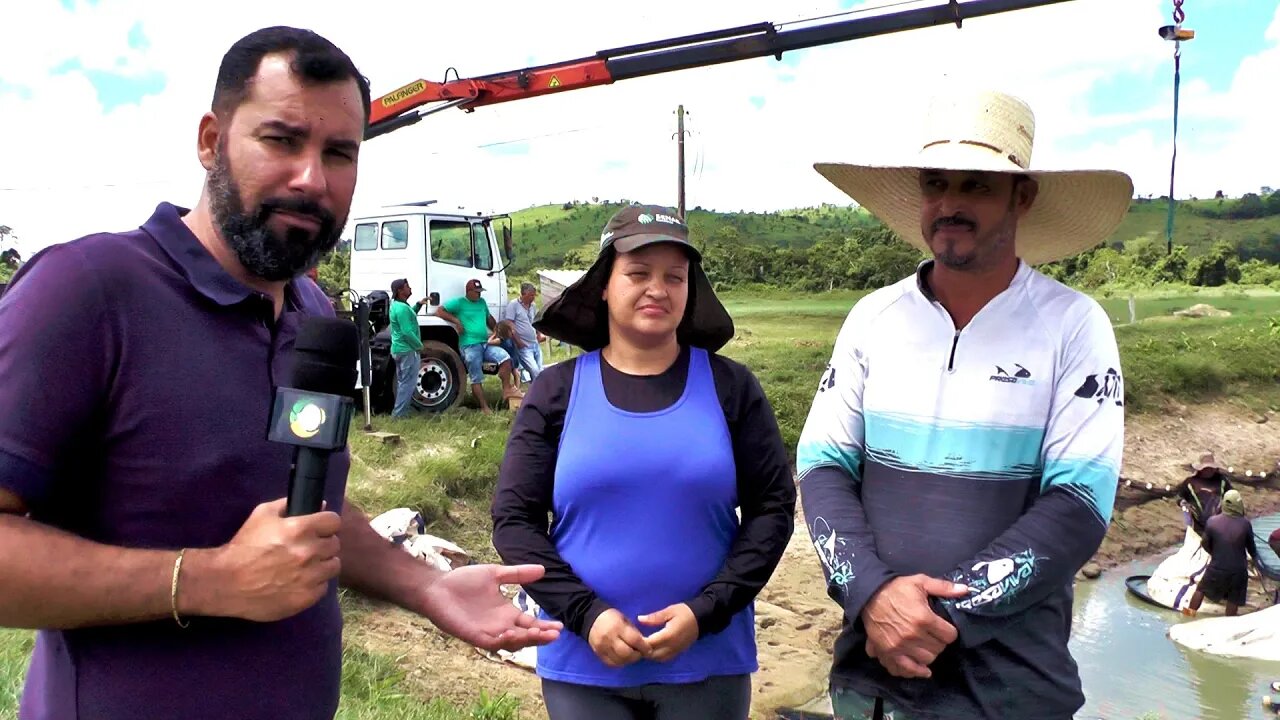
413, 340, 464, 412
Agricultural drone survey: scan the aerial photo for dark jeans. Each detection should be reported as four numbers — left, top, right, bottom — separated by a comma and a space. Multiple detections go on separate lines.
541, 674, 751, 720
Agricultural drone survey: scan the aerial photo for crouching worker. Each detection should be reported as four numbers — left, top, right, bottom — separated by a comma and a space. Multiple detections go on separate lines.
491, 205, 796, 720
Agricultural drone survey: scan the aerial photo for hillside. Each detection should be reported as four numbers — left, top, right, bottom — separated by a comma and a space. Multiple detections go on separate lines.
506, 201, 882, 272
506, 194, 1280, 273
1117, 197, 1280, 261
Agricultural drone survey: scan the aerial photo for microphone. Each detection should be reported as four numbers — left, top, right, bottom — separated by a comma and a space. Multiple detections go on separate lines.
268, 316, 359, 516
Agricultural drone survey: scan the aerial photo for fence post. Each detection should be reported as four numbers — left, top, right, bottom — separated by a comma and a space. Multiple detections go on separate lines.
1128, 295, 1137, 325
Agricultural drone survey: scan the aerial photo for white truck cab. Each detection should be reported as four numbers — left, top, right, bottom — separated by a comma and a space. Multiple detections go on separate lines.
346, 200, 515, 412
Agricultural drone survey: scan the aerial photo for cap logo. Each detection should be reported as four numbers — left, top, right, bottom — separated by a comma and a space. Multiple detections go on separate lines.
654, 213, 682, 225
637, 214, 654, 224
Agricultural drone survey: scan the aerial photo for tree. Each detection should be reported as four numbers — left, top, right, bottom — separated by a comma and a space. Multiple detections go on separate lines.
315, 248, 349, 297
1077, 248, 1133, 289
560, 243, 599, 269
1188, 241, 1242, 287
1153, 245, 1190, 284
848, 242, 924, 289
1239, 259, 1280, 286
1126, 236, 1165, 270
1232, 193, 1266, 219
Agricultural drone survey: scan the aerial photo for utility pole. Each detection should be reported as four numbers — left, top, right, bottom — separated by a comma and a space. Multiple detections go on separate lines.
674, 105, 687, 219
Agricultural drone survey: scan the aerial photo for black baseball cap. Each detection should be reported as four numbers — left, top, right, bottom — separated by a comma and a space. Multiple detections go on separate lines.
599, 204, 701, 260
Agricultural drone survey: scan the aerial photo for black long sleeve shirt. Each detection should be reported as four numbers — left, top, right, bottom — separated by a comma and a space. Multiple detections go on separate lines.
491, 345, 796, 640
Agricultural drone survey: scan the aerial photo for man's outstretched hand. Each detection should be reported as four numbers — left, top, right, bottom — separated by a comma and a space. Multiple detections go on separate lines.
419, 564, 562, 653
861, 574, 970, 679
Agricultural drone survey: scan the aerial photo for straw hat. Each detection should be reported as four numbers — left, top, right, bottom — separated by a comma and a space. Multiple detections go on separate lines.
1191, 451, 1220, 472
813, 89, 1135, 266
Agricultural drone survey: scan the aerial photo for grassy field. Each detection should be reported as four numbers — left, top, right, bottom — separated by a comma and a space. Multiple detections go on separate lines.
1, 286, 1277, 718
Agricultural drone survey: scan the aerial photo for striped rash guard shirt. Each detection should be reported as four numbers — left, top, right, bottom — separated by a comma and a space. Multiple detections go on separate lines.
797, 260, 1124, 720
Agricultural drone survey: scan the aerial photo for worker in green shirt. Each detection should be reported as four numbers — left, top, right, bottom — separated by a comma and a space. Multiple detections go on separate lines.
389, 278, 426, 417
435, 279, 523, 414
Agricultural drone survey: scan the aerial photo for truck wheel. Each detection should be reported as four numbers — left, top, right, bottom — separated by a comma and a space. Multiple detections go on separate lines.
413, 340, 464, 412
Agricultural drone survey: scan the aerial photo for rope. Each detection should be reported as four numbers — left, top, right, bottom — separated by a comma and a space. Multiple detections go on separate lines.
775, 0, 930, 28
1165, 0, 1185, 255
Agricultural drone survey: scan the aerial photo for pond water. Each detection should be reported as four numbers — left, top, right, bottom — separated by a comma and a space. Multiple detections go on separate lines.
1073, 512, 1280, 720
786, 513, 1280, 720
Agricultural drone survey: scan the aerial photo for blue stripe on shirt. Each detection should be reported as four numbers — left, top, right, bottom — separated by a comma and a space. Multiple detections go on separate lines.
863, 411, 1045, 480
1041, 457, 1119, 525
798, 442, 863, 482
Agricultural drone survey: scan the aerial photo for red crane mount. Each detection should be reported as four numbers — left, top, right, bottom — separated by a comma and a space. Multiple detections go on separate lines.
365, 0, 1076, 141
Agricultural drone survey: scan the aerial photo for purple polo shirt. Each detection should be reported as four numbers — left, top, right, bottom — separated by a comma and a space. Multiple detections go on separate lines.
0, 203, 351, 719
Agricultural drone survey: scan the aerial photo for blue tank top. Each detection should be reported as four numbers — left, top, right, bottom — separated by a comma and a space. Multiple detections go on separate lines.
536, 347, 758, 687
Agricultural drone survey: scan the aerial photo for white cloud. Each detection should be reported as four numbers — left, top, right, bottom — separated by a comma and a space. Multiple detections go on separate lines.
0, 0, 1275, 256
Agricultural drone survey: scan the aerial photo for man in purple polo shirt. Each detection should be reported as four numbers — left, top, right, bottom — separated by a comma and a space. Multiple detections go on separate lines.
0, 26, 560, 720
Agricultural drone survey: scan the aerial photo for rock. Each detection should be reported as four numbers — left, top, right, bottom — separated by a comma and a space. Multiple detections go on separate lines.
759, 616, 778, 630
1257, 415, 1269, 424
1081, 563, 1103, 579
1172, 303, 1231, 318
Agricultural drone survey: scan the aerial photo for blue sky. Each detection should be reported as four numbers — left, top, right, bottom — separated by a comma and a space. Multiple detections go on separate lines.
1069, 0, 1271, 148
1, 0, 1277, 252
45, 17, 165, 112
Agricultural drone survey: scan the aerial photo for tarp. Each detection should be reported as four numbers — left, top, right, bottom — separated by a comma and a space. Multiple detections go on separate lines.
1142, 524, 1232, 616
1256, 530, 1280, 582
370, 508, 543, 672
369, 508, 471, 572
536, 269, 587, 304
1167, 604, 1280, 661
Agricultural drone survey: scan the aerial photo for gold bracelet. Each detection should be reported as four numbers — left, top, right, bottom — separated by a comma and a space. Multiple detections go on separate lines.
171, 549, 190, 629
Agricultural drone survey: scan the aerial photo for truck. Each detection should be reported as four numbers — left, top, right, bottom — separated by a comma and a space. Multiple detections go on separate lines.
346, 200, 516, 414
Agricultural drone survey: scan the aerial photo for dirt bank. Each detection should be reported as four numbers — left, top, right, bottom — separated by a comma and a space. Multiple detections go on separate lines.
347, 402, 1280, 720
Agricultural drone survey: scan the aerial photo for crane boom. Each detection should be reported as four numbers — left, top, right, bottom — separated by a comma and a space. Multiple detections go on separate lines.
366, 0, 1075, 140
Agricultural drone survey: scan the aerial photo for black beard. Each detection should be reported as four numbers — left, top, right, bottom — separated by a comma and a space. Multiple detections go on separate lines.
207, 148, 342, 282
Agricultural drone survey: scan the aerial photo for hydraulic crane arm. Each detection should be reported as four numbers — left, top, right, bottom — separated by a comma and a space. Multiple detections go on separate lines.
366, 0, 1075, 141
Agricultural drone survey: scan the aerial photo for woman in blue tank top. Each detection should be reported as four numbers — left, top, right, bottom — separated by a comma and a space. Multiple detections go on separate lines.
492, 204, 796, 720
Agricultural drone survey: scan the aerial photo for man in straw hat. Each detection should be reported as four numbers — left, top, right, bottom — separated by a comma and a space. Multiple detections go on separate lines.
796, 88, 1131, 719
1177, 451, 1234, 537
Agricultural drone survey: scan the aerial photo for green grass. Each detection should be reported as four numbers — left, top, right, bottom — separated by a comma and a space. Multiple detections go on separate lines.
0, 628, 520, 720
1117, 314, 1280, 412
345, 406, 520, 565
1093, 286, 1280, 324
338, 642, 519, 720
727, 286, 1279, 427
0, 628, 32, 718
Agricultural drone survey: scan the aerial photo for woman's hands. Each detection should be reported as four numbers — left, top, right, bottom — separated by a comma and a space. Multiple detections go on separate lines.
586, 603, 700, 667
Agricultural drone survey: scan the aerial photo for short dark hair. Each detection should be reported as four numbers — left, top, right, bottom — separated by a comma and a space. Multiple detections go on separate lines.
212, 26, 371, 127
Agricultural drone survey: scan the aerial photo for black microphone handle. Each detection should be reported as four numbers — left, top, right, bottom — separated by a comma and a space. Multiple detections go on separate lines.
286, 446, 331, 516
